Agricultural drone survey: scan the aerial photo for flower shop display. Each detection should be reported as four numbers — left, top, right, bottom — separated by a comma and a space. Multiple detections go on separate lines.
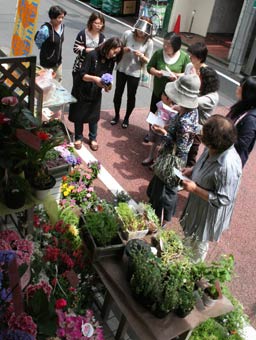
116, 202, 160, 240
60, 161, 101, 213
126, 229, 236, 319
80, 202, 124, 262
0, 207, 105, 339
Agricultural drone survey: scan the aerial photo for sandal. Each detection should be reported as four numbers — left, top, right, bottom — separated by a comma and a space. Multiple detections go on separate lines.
74, 140, 82, 150
110, 117, 119, 125
122, 120, 129, 129
142, 158, 154, 166
89, 140, 99, 151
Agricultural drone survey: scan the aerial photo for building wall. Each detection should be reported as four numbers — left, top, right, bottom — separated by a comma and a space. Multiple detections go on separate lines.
168, 0, 215, 37
208, 0, 243, 33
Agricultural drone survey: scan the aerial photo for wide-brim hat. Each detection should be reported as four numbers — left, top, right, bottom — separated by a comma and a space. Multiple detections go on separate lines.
165, 74, 200, 109
133, 19, 153, 36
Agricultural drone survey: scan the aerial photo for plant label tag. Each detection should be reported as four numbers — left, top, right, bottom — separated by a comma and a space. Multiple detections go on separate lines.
81, 322, 94, 337
16, 128, 41, 151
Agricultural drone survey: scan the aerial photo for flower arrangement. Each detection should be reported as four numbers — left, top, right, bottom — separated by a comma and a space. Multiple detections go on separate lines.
54, 143, 82, 167
101, 73, 113, 90
60, 161, 101, 212
56, 309, 104, 340
0, 207, 104, 339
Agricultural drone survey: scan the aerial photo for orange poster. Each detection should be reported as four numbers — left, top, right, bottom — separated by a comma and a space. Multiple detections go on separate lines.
11, 0, 41, 56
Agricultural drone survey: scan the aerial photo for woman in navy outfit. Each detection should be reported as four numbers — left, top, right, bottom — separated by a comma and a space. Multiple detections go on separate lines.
227, 76, 256, 167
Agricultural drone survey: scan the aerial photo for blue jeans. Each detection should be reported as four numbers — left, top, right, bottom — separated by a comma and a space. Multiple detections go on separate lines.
74, 121, 98, 141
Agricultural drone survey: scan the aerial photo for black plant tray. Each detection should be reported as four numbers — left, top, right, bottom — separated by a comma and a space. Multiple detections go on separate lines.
83, 230, 124, 263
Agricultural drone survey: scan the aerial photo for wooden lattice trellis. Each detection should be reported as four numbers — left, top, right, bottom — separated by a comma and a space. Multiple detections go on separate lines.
0, 54, 43, 118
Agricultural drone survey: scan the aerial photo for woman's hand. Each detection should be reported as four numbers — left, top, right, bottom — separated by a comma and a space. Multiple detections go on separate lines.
124, 46, 130, 53
152, 124, 167, 136
94, 77, 105, 88
182, 167, 193, 178
182, 179, 197, 192
149, 67, 162, 78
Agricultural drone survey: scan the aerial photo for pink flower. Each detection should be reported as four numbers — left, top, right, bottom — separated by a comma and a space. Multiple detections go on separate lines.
55, 298, 67, 309
1, 96, 18, 106
8, 312, 37, 336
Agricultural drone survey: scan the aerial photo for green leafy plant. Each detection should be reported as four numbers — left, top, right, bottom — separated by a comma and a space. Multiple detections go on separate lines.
157, 230, 185, 263
116, 202, 147, 232
114, 190, 131, 204
83, 207, 119, 247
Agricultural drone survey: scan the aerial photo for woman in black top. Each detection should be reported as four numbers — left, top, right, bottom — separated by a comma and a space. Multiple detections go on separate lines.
69, 37, 123, 151
227, 76, 256, 167
72, 12, 105, 74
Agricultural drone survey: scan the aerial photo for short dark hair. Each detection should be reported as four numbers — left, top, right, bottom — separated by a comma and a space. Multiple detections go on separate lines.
202, 115, 237, 153
163, 32, 181, 53
48, 6, 67, 19
187, 42, 208, 63
87, 12, 105, 32
200, 66, 220, 95
98, 37, 124, 63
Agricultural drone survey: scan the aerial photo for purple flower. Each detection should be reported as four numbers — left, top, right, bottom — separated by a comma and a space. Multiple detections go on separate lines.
101, 73, 113, 85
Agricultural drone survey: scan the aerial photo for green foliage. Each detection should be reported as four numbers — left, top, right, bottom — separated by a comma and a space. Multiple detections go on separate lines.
216, 286, 248, 336
114, 190, 131, 204
26, 290, 57, 337
116, 202, 157, 232
83, 207, 119, 246
158, 230, 185, 263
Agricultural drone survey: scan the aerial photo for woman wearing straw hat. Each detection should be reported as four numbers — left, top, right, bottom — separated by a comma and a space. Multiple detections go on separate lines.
147, 74, 200, 225
111, 16, 154, 128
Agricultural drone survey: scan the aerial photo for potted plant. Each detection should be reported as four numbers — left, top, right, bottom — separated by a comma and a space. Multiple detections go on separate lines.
116, 202, 149, 240
124, 239, 152, 280
2, 174, 29, 209
80, 205, 124, 262
30, 166, 56, 200
199, 255, 234, 307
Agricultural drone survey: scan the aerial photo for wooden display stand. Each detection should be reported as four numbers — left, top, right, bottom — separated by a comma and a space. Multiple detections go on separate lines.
94, 258, 234, 340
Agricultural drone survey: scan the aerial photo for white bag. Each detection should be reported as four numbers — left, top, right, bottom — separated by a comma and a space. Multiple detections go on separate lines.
139, 64, 152, 88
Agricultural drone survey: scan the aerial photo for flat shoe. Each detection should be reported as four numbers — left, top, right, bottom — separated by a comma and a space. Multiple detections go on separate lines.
141, 159, 154, 166
74, 140, 82, 150
89, 140, 98, 151
122, 121, 129, 129
110, 117, 119, 125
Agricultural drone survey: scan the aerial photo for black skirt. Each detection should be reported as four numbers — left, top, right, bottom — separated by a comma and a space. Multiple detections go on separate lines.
147, 175, 178, 222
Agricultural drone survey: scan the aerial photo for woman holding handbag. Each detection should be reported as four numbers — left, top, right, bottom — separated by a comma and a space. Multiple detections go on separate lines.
111, 16, 153, 128
147, 74, 200, 224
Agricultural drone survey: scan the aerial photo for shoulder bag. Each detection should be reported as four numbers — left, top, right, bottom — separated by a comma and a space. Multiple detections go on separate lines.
152, 145, 185, 187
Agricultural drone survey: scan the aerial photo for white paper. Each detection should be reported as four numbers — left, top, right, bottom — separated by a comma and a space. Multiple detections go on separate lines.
173, 167, 190, 181
146, 112, 165, 128
161, 68, 175, 78
156, 101, 178, 115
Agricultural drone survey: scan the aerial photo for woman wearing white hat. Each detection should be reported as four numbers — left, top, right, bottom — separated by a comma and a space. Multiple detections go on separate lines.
147, 74, 200, 224
111, 16, 154, 128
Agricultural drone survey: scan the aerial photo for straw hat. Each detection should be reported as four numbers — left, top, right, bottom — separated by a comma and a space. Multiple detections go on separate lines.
133, 18, 153, 36
165, 74, 200, 109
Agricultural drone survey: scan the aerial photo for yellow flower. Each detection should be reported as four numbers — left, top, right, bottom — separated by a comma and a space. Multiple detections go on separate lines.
69, 185, 75, 190
63, 191, 69, 196
69, 225, 79, 237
